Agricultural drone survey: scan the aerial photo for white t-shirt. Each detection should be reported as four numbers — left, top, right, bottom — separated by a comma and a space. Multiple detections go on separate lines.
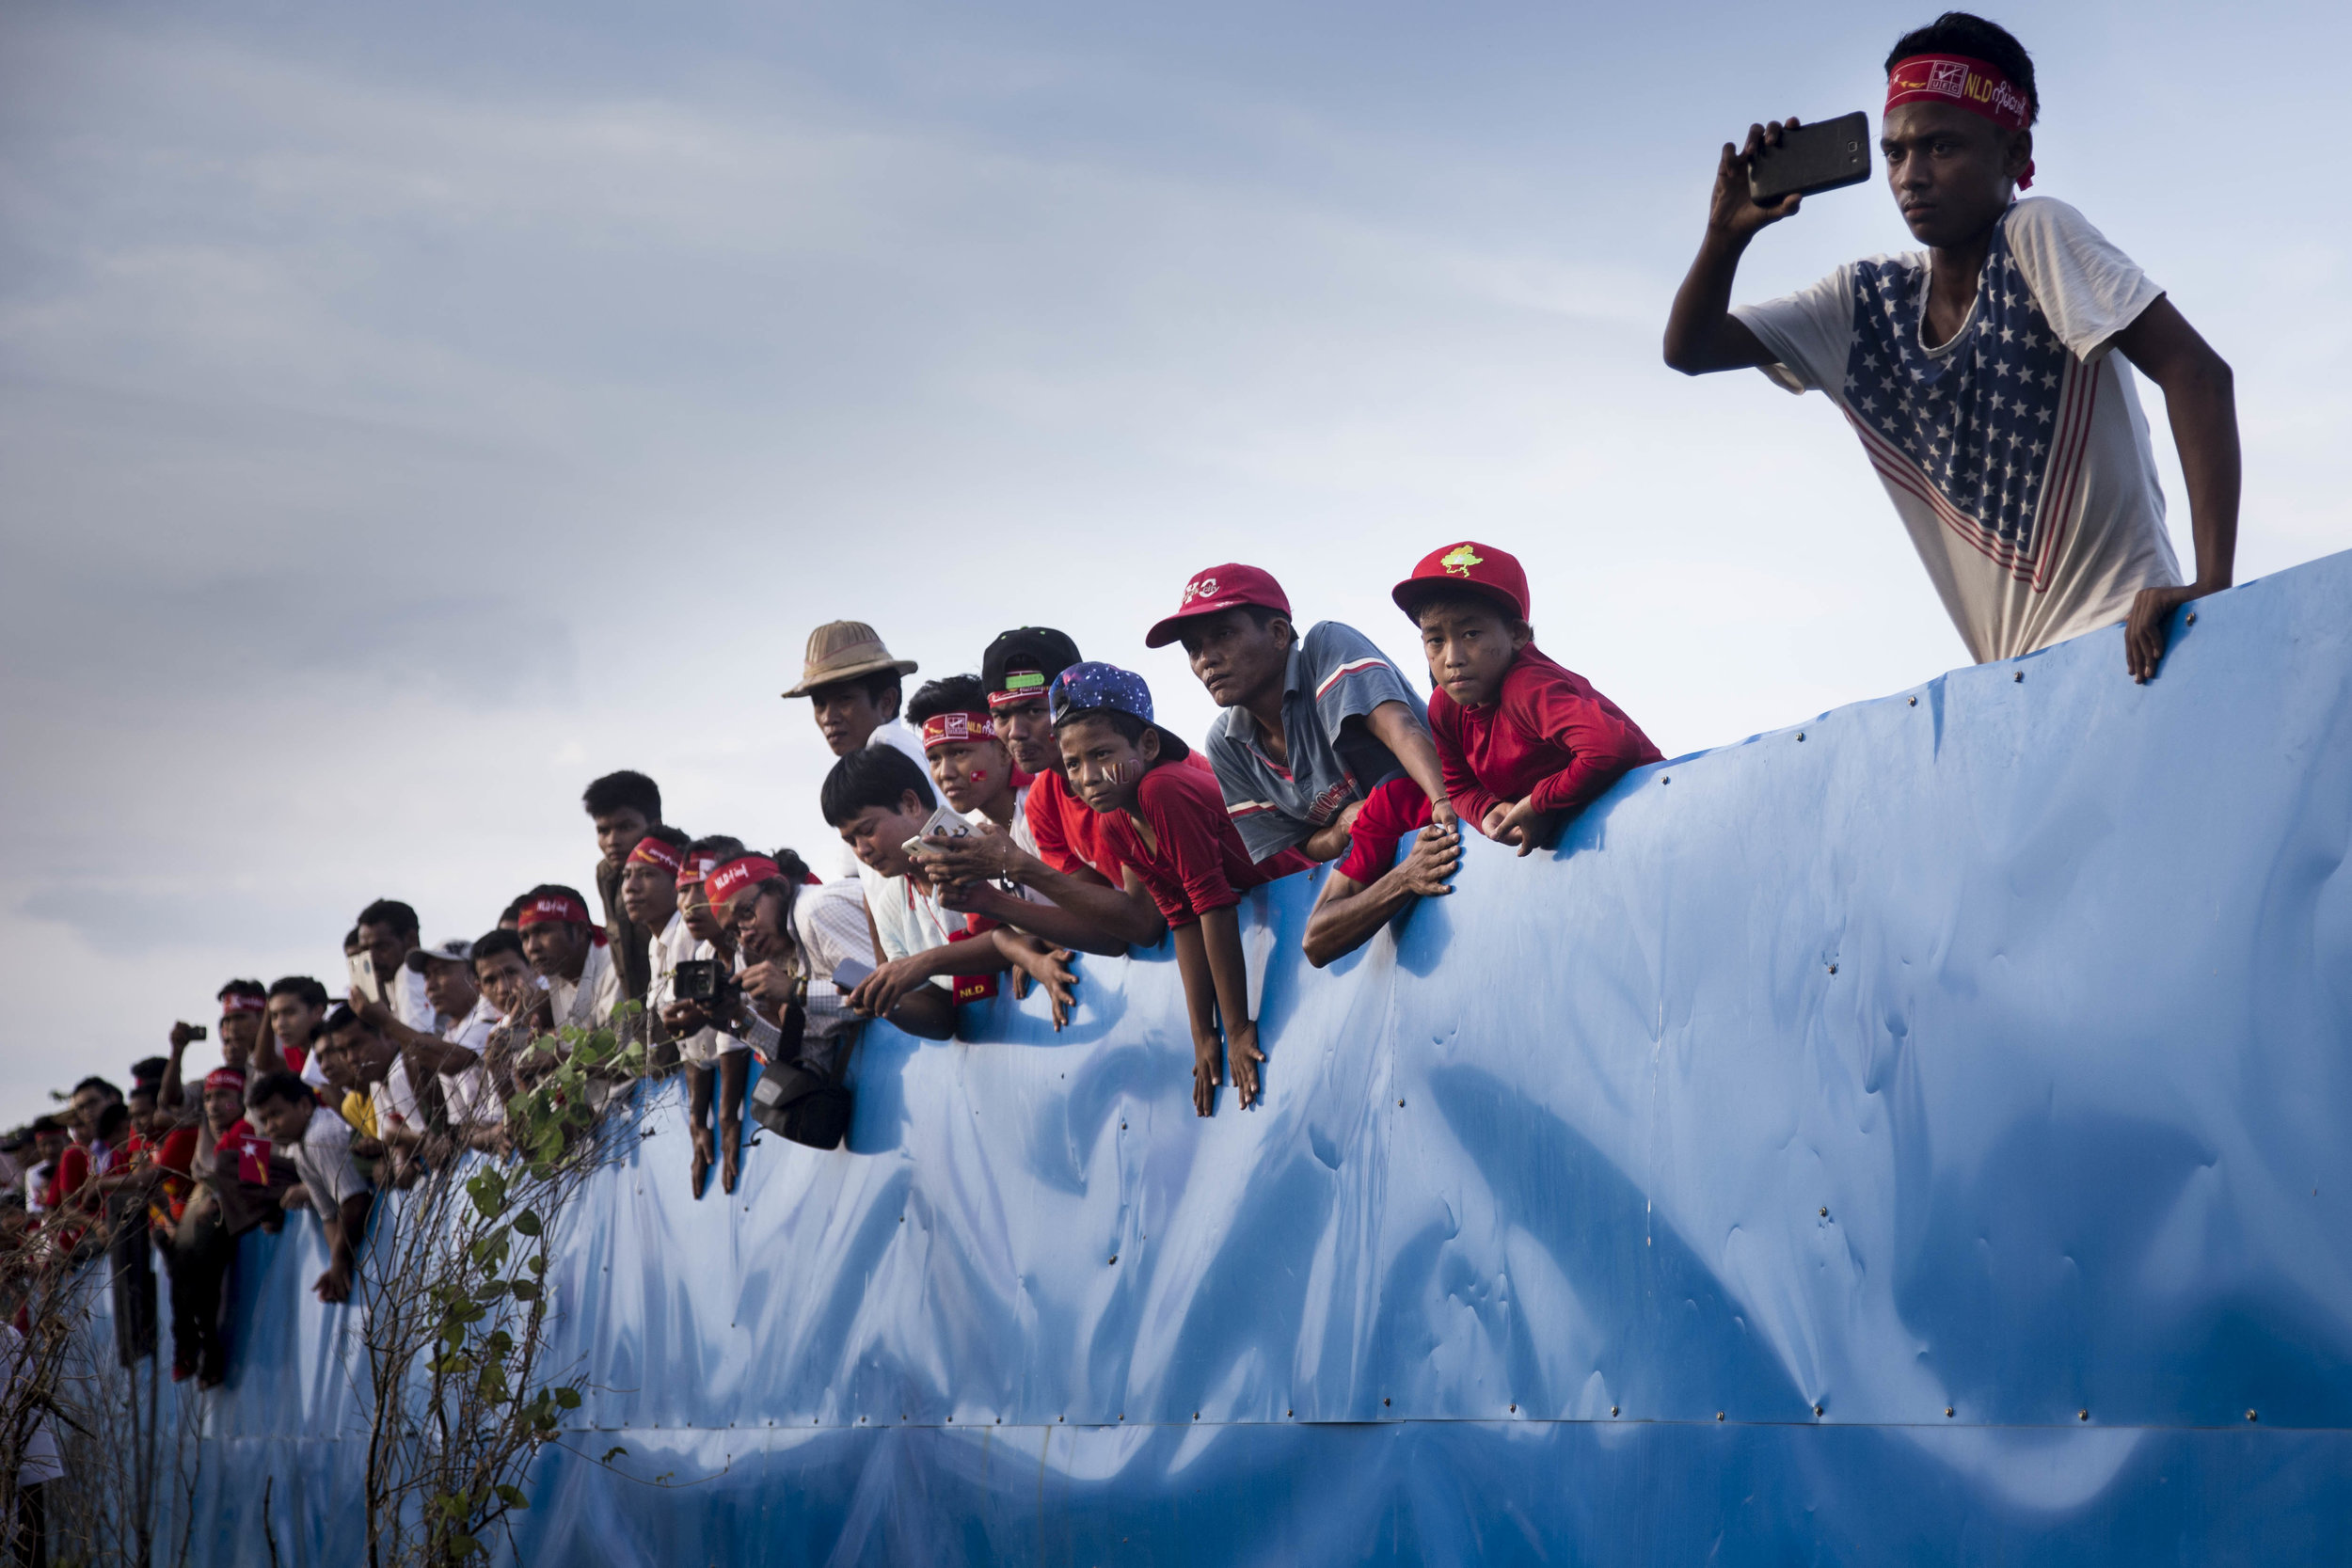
291, 1108, 369, 1221
854, 861, 957, 990
370, 1056, 421, 1136
546, 939, 621, 1034
1731, 198, 2183, 664
438, 995, 500, 1131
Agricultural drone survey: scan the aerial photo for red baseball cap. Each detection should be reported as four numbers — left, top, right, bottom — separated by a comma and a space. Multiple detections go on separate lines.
1391, 541, 1531, 624
1143, 563, 1292, 649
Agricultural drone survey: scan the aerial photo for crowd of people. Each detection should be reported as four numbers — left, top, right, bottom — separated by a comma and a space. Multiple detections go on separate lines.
4, 13, 2240, 1408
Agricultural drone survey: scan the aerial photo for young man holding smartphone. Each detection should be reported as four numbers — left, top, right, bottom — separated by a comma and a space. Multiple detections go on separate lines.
1662, 13, 2237, 681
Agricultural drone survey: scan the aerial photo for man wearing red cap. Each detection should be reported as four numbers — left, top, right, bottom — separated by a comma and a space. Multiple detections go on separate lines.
1662, 13, 2237, 683
1148, 563, 1454, 858
1393, 542, 1662, 858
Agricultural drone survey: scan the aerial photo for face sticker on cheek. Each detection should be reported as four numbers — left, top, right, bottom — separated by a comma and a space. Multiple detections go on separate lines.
969, 769, 988, 784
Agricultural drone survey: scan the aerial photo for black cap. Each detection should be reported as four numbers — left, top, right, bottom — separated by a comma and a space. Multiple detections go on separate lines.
981, 627, 1082, 705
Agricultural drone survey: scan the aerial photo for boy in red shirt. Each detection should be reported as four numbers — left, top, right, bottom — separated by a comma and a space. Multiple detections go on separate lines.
1049, 662, 1311, 1115
1393, 542, 1663, 855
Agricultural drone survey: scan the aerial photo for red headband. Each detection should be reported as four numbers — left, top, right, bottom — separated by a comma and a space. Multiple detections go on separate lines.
676, 851, 723, 888
204, 1068, 246, 1093
706, 856, 781, 907
220, 993, 265, 1018
627, 835, 686, 876
921, 712, 997, 750
1887, 54, 2034, 188
517, 893, 594, 929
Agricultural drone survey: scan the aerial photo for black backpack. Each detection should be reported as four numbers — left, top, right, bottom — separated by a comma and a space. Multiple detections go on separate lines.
746, 998, 852, 1150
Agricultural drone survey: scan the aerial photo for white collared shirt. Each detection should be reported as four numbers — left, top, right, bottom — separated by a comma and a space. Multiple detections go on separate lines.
546, 939, 621, 1034
438, 994, 500, 1131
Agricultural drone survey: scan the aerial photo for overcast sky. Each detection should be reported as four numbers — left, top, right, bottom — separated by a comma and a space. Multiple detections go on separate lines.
3, 0, 2345, 1124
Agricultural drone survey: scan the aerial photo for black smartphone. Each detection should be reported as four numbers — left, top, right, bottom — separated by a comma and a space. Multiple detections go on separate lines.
1748, 112, 1871, 204
674, 958, 738, 1006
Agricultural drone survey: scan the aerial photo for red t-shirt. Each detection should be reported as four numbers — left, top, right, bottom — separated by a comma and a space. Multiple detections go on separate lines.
1098, 762, 1312, 926
1427, 646, 1663, 836
53, 1143, 92, 1206
1026, 753, 1223, 884
1332, 774, 1438, 883
152, 1126, 201, 1221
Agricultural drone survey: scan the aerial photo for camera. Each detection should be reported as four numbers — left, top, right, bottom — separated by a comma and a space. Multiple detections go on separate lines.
187, 1024, 209, 1041
673, 958, 740, 1011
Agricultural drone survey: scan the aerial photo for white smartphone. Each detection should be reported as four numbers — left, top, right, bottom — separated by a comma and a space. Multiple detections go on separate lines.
901, 803, 979, 859
347, 951, 383, 1006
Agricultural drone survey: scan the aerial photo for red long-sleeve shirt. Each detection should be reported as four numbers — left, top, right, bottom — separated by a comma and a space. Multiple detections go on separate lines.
1098, 763, 1312, 927
1428, 646, 1662, 836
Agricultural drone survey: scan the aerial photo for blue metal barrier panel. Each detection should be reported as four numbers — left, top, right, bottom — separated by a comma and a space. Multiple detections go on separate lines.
140, 548, 2352, 1564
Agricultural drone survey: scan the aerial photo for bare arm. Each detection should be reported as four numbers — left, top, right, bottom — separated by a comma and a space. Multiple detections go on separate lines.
1662, 121, 1803, 375
316, 1191, 372, 1304
1198, 906, 1262, 1112
160, 1022, 196, 1114
1302, 822, 1462, 968
2111, 295, 2239, 682
1362, 700, 1457, 831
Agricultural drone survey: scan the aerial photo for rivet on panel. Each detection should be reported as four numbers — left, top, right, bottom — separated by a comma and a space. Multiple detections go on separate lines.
2014, 671, 2025, 683
2186, 611, 2197, 625
1287, 1409, 1294, 1418
995, 1418, 1002, 1425
1819, 1207, 1828, 1217
1384, 1397, 1392, 1407
1716, 1412, 1725, 1422
1058, 1415, 1064, 1422
1508, 1403, 1517, 1413
1813, 1404, 1823, 1417
1797, 732, 1805, 741
1107, 1255, 1118, 1265
2247, 1409, 2258, 1422
1661, 775, 1670, 784
1945, 1407, 1954, 1418
1827, 963, 1837, 974
1611, 1406, 1619, 1417
2078, 1409, 2090, 1421
1397, 1099, 1406, 1107
1908, 695, 1918, 706
1193, 1413, 1200, 1420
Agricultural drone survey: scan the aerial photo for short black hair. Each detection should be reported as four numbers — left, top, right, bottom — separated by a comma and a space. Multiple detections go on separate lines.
95, 1103, 131, 1141
72, 1075, 122, 1101
471, 927, 526, 970
499, 894, 532, 927
1886, 13, 2037, 124
217, 978, 266, 1005
1406, 583, 1528, 629
904, 674, 989, 727
636, 823, 692, 855
809, 671, 904, 720
820, 745, 935, 827
323, 1003, 372, 1037
582, 769, 662, 822
130, 1056, 169, 1085
342, 927, 362, 952
246, 1069, 311, 1111
267, 975, 330, 1009
357, 899, 419, 937
684, 834, 747, 864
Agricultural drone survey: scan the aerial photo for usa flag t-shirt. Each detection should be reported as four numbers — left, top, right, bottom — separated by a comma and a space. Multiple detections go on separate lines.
1733, 198, 2183, 664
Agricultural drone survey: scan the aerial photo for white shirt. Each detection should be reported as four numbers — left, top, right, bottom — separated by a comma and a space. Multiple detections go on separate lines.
371, 1055, 421, 1135
290, 1108, 369, 1220
855, 860, 958, 990
1731, 198, 2183, 664
391, 963, 436, 1033
794, 877, 882, 1037
437, 995, 500, 1132
545, 939, 621, 1034
834, 717, 942, 876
